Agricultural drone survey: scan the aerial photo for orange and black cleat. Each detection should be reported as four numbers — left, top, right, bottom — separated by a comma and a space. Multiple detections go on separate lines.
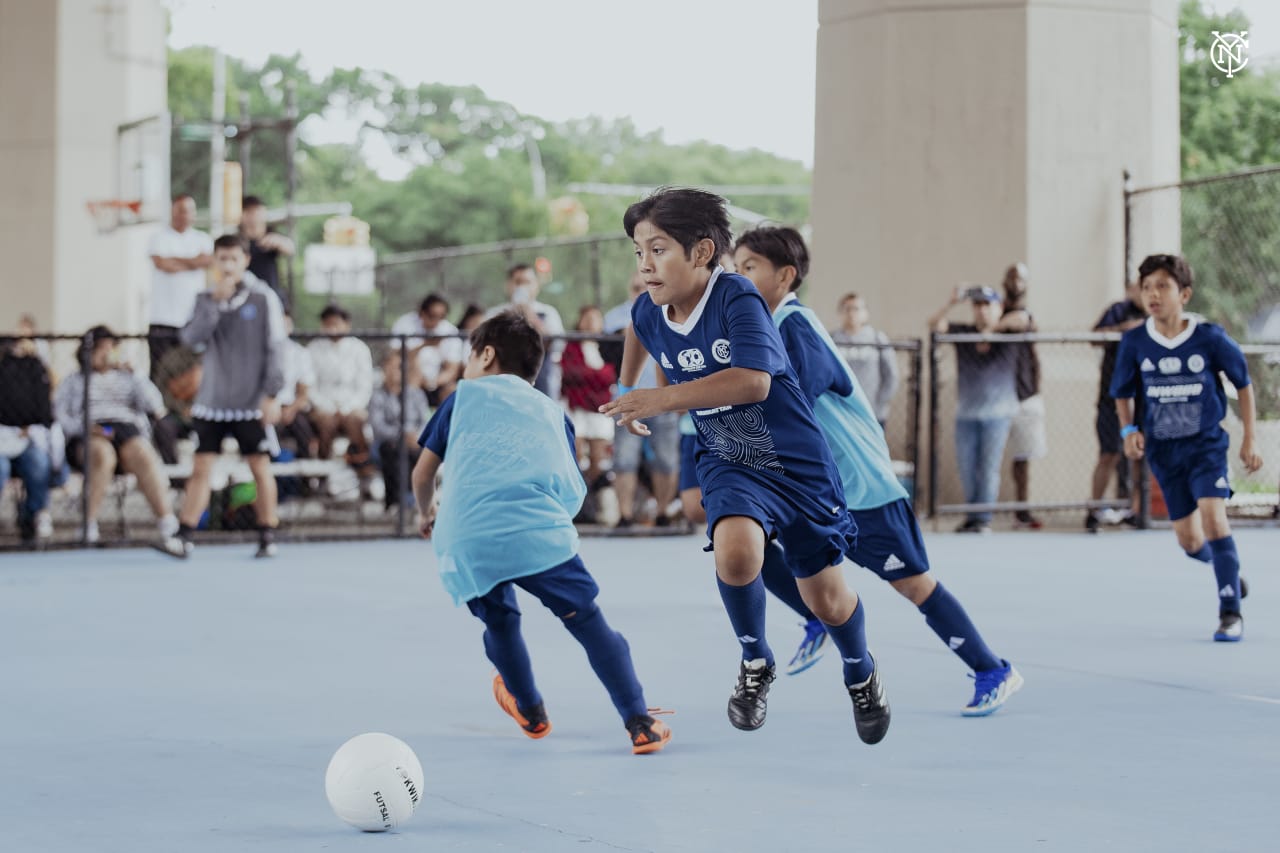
625, 708, 673, 755
492, 673, 552, 739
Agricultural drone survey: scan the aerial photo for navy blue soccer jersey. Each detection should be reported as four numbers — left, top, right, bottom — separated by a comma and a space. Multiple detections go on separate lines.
629, 270, 847, 511
1110, 316, 1250, 444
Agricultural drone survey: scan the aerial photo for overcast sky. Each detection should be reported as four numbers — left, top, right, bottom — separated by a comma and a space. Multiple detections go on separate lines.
166, 0, 1278, 175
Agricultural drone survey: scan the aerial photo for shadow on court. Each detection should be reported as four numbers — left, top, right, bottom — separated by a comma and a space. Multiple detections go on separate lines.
1, 531, 1275, 852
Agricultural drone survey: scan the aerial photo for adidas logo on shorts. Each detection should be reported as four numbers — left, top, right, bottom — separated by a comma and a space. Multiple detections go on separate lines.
883, 554, 905, 572
1215, 477, 1229, 489
949, 637, 966, 650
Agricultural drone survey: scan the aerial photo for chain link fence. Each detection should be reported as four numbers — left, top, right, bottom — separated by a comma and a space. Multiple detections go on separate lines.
1124, 164, 1280, 525
2, 328, 926, 551
928, 332, 1279, 530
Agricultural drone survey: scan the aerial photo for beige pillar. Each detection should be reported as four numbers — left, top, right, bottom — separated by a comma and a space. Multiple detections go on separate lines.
0, 0, 166, 355
810, 0, 1180, 517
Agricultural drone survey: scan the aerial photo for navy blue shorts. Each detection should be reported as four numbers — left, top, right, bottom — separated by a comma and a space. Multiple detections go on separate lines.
1147, 432, 1232, 521
465, 555, 599, 622
678, 434, 700, 492
701, 466, 856, 579
845, 498, 930, 581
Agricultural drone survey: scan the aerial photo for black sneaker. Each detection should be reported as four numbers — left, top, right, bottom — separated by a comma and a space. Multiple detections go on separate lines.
847, 662, 891, 744
1085, 511, 1100, 534
176, 524, 196, 557
255, 526, 278, 559
727, 658, 776, 731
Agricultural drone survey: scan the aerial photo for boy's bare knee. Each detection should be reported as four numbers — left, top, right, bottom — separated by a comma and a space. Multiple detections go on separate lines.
890, 574, 935, 606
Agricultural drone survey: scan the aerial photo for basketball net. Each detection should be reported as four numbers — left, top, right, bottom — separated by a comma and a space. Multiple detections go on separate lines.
86, 199, 144, 234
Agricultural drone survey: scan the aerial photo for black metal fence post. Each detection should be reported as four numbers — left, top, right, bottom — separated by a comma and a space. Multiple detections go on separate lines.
928, 332, 939, 521
79, 332, 92, 545
396, 334, 409, 538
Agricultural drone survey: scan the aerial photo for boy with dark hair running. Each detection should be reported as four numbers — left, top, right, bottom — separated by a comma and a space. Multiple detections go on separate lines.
734, 225, 1022, 715
1112, 253, 1262, 642
601, 188, 891, 743
411, 312, 671, 755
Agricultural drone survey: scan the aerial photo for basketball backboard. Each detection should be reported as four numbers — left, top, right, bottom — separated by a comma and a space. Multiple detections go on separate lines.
96, 112, 170, 231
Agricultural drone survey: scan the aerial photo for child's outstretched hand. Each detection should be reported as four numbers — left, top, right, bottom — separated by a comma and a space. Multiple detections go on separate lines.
1240, 438, 1263, 474
599, 389, 659, 436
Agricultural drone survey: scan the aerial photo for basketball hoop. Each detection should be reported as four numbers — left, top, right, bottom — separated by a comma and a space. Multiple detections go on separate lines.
86, 199, 144, 234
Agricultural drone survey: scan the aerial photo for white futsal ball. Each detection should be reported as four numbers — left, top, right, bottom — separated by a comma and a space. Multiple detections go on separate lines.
324, 733, 424, 832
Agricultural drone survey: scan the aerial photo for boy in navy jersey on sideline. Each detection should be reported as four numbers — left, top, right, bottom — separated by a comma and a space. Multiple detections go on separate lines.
732, 226, 1021, 715
412, 312, 671, 754
601, 188, 891, 744
1111, 254, 1262, 641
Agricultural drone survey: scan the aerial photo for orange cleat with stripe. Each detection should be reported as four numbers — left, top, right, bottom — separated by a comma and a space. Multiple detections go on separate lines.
625, 708, 673, 755
492, 673, 552, 739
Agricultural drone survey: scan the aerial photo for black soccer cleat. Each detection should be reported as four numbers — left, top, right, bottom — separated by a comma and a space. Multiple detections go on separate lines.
727, 659, 776, 731
847, 662, 891, 745
255, 526, 278, 559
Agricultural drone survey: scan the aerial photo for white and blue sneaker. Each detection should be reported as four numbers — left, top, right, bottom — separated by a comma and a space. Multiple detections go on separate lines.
1214, 612, 1243, 642
962, 660, 1024, 717
785, 619, 829, 676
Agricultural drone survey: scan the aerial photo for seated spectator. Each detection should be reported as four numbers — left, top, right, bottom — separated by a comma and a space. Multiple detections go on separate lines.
368, 350, 430, 510
390, 293, 463, 406
0, 337, 55, 543
307, 304, 374, 473
560, 305, 617, 490
929, 285, 1019, 533
276, 309, 316, 458
830, 292, 899, 431
457, 303, 486, 334
15, 314, 53, 373
53, 326, 182, 552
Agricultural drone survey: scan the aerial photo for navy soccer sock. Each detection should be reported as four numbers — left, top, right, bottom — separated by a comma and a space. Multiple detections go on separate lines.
1208, 536, 1242, 615
918, 582, 1003, 672
758, 541, 817, 622
562, 604, 648, 722
1185, 543, 1213, 564
717, 573, 774, 666
826, 598, 874, 686
480, 611, 542, 710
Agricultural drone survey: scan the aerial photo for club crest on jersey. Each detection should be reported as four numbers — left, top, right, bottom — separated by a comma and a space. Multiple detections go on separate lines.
1158, 356, 1182, 374
1187, 354, 1206, 373
1141, 358, 1156, 372
711, 338, 732, 364
678, 348, 707, 372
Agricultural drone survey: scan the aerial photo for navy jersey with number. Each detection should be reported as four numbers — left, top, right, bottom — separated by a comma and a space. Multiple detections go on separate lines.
1110, 316, 1250, 445
629, 269, 848, 513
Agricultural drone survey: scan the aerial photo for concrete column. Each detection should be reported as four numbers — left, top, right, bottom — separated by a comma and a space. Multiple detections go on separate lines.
810, 0, 1180, 516
0, 0, 166, 355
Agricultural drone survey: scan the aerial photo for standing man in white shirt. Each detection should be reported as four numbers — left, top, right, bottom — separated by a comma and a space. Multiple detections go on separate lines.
486, 263, 566, 400
389, 293, 464, 406
147, 195, 213, 385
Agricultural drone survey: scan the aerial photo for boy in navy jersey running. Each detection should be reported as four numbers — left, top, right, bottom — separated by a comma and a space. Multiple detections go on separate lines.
601, 188, 890, 743
733, 226, 1021, 715
1111, 254, 1262, 641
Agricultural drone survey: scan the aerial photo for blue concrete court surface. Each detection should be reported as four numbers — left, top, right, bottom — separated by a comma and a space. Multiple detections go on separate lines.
2, 530, 1276, 852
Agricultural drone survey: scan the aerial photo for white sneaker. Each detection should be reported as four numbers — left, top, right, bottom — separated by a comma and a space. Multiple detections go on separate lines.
157, 514, 180, 539
85, 519, 101, 544
35, 510, 53, 539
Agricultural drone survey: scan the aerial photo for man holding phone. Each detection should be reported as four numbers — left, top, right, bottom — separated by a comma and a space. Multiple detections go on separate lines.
929, 285, 1020, 533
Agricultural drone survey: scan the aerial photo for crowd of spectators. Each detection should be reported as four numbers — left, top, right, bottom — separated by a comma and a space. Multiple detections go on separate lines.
5, 196, 1196, 545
